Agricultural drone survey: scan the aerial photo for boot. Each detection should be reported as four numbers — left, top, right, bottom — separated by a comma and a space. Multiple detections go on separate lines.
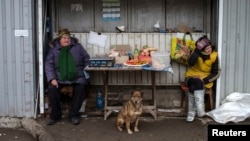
194, 90, 206, 117
186, 92, 196, 122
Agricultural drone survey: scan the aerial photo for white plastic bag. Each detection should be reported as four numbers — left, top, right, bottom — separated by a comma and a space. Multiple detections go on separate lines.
206, 92, 250, 124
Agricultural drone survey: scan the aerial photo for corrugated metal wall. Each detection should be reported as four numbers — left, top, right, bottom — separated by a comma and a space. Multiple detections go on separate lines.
219, 0, 250, 102
68, 33, 205, 85
0, 0, 35, 117
55, 0, 206, 33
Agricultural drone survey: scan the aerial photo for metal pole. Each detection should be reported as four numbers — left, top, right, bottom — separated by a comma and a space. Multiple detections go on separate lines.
37, 0, 45, 116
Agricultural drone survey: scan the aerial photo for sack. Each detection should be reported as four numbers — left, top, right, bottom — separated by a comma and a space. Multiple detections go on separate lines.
171, 33, 196, 65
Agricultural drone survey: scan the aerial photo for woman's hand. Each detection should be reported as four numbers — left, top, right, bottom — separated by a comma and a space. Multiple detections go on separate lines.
51, 79, 58, 88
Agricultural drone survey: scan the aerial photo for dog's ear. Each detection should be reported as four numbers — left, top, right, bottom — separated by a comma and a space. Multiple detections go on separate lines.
131, 91, 134, 96
140, 91, 144, 97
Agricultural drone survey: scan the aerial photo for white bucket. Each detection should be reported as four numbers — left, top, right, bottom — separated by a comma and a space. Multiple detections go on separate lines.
151, 51, 170, 70
79, 99, 87, 112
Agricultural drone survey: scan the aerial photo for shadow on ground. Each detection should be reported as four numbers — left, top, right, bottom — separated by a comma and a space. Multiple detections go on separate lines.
37, 116, 208, 141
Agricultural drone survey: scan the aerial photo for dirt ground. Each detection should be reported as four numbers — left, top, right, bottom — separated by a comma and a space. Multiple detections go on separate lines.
1, 114, 250, 141
1, 96, 250, 141
0, 127, 35, 141
36, 115, 209, 141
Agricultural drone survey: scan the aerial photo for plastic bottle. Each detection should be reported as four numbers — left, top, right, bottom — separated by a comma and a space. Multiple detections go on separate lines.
127, 52, 132, 60
134, 45, 139, 61
96, 89, 104, 109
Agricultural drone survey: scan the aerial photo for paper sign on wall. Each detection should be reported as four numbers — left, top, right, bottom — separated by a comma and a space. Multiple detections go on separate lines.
102, 0, 121, 21
15, 30, 29, 36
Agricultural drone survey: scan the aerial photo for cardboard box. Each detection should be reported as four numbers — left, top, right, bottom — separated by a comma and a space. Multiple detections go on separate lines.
115, 56, 129, 64
110, 44, 131, 56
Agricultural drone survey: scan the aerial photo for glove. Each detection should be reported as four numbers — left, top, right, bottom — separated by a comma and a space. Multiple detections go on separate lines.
194, 48, 201, 54
196, 37, 211, 50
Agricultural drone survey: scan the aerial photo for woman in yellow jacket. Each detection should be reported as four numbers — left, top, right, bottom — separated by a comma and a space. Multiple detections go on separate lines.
185, 36, 220, 122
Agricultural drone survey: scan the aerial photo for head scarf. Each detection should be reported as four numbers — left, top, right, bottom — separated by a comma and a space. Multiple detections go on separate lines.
195, 36, 212, 57
58, 28, 70, 39
196, 36, 211, 50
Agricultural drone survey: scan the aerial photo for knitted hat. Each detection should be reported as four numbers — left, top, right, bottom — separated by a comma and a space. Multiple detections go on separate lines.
58, 28, 70, 39
196, 36, 211, 50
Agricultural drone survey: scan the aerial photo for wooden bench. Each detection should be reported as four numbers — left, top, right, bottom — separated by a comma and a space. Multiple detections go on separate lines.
180, 81, 214, 110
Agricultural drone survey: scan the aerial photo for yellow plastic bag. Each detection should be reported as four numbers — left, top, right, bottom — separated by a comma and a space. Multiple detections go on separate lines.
171, 33, 195, 65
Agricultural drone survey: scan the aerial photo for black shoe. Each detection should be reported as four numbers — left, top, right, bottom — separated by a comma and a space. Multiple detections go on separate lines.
47, 119, 60, 125
70, 117, 80, 125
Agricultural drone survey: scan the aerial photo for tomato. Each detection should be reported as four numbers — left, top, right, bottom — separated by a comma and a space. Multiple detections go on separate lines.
126, 60, 135, 65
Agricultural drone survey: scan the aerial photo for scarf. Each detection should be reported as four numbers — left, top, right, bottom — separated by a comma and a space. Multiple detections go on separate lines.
58, 46, 77, 81
201, 52, 211, 61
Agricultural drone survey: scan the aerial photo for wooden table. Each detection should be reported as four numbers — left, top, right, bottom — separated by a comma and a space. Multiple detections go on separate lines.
85, 66, 158, 120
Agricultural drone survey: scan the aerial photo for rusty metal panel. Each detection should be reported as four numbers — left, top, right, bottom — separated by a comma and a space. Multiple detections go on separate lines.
0, 0, 35, 117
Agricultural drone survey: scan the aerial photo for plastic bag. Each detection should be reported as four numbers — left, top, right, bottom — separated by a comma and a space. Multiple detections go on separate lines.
171, 32, 195, 65
206, 92, 250, 124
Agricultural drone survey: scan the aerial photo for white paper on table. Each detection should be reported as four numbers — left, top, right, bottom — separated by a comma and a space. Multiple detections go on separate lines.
87, 31, 108, 48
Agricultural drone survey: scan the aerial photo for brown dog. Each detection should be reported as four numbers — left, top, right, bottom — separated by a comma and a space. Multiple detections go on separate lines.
60, 86, 73, 97
117, 90, 143, 134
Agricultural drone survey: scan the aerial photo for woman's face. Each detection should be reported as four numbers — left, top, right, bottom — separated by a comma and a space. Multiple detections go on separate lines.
59, 35, 71, 47
204, 45, 212, 55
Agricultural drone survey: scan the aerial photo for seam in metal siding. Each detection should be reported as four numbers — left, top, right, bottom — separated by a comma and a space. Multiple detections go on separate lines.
0, 0, 35, 117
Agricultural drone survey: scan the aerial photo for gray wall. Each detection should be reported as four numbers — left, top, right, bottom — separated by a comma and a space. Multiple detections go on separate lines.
54, 0, 209, 33
218, 0, 250, 104
0, 0, 36, 117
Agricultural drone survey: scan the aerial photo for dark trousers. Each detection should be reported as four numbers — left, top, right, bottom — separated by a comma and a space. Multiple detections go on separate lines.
185, 77, 204, 93
48, 83, 86, 120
